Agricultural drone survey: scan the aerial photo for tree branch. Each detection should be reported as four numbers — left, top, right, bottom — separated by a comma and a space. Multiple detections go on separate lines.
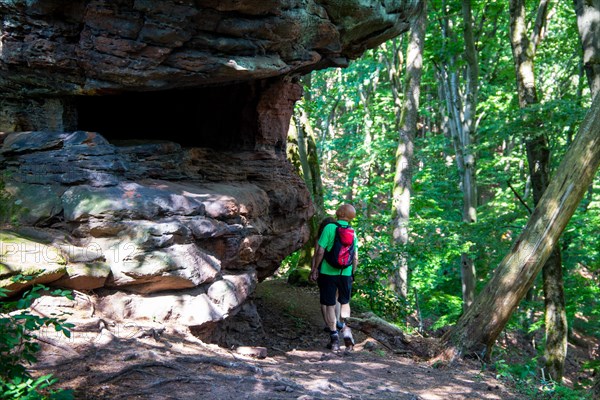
507, 180, 533, 214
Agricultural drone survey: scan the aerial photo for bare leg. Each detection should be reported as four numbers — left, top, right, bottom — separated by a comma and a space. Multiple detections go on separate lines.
321, 305, 337, 332
339, 303, 354, 350
340, 303, 351, 319
322, 304, 340, 351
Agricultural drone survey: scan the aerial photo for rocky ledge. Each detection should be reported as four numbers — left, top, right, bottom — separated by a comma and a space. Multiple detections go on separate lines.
0, 129, 311, 328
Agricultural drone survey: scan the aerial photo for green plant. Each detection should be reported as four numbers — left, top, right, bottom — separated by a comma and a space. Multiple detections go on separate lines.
494, 357, 593, 399
0, 281, 75, 400
278, 251, 301, 278
0, 174, 25, 227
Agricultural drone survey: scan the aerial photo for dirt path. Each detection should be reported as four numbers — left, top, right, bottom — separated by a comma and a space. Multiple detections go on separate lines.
31, 279, 527, 400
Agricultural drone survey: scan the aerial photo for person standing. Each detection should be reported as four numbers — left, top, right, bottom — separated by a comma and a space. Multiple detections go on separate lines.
309, 204, 358, 351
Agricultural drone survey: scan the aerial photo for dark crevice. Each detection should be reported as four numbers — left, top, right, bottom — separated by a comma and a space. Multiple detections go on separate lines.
73, 82, 261, 150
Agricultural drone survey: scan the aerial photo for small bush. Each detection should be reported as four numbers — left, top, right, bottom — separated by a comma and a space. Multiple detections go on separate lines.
0, 281, 75, 400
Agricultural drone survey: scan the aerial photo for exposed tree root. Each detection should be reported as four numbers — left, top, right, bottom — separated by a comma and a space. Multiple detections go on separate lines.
177, 355, 267, 375
98, 361, 182, 383
348, 313, 439, 359
34, 335, 80, 356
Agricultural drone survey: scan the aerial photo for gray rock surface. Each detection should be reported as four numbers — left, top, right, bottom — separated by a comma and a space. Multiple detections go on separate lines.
0, 130, 311, 327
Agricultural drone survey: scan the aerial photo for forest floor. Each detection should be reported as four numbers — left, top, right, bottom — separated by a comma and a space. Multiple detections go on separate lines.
30, 278, 595, 400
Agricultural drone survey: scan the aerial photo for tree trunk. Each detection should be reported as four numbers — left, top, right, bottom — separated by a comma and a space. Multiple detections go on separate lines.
390, 1, 426, 299
288, 75, 327, 271
460, 0, 479, 225
509, 0, 567, 382
436, 0, 479, 310
542, 247, 567, 383
439, 93, 600, 361
458, 0, 479, 310
461, 254, 476, 312
287, 116, 316, 270
294, 112, 313, 197
573, 0, 600, 96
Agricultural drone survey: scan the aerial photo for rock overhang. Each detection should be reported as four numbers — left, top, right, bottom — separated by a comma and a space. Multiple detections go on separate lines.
0, 0, 420, 97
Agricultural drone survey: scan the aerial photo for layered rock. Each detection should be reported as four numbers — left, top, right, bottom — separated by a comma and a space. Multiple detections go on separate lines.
0, 0, 420, 131
0, 127, 311, 325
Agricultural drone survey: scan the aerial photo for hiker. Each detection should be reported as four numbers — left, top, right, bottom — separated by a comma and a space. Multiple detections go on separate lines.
311, 216, 342, 329
309, 204, 358, 351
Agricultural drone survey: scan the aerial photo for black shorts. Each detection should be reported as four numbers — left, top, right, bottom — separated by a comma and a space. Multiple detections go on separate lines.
317, 273, 353, 306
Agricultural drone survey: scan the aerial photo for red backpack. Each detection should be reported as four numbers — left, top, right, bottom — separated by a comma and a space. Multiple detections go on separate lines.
324, 222, 355, 269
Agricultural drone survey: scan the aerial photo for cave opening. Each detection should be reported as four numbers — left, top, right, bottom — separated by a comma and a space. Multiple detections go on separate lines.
74, 82, 260, 150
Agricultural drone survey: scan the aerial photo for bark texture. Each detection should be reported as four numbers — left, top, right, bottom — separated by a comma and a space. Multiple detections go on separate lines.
573, 0, 600, 96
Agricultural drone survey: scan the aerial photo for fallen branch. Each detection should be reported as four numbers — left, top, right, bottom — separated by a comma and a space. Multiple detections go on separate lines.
347, 313, 409, 341
135, 327, 166, 340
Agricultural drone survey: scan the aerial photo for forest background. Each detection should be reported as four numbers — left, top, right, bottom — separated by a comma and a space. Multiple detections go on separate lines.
284, 0, 600, 397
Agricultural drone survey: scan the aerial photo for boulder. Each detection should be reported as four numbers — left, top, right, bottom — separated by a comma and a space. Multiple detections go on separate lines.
0, 232, 67, 294
0, 132, 311, 327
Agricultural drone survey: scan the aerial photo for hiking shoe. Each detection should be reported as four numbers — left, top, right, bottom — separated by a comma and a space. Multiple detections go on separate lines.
343, 336, 354, 351
341, 325, 354, 350
327, 332, 340, 351
329, 336, 340, 351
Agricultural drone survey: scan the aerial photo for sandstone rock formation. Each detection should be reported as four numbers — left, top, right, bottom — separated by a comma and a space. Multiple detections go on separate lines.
0, 0, 420, 328
0, 126, 311, 327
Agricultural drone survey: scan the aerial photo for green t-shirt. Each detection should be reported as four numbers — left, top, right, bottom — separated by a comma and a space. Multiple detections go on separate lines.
318, 220, 357, 276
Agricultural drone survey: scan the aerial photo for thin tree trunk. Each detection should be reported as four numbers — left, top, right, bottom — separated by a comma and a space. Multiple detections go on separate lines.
436, 0, 479, 310
458, 0, 479, 310
289, 74, 327, 271
542, 247, 567, 382
439, 93, 600, 362
460, 0, 479, 225
509, 0, 567, 382
294, 112, 313, 197
573, 0, 600, 96
288, 116, 316, 270
461, 255, 476, 312
390, 1, 426, 299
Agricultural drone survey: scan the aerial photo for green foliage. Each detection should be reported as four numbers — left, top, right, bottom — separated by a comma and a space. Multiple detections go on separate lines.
278, 251, 301, 278
494, 356, 594, 400
295, 2, 599, 396
495, 356, 538, 382
0, 282, 75, 400
352, 241, 407, 321
0, 174, 27, 227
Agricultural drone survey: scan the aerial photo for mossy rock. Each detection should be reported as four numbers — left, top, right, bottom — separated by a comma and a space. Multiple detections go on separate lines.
0, 231, 67, 295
